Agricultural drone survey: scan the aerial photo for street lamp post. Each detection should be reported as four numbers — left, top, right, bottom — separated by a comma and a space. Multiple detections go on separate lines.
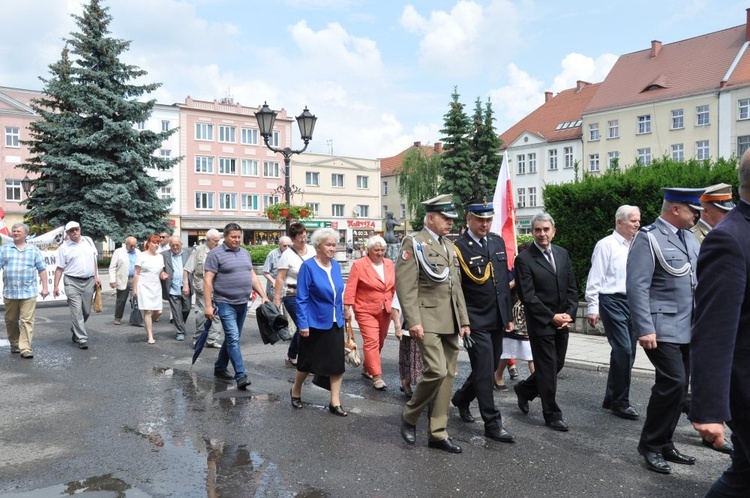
255, 103, 317, 233
21, 174, 57, 229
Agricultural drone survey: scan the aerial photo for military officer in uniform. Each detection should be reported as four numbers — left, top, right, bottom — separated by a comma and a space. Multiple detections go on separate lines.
397, 194, 471, 454
627, 187, 704, 474
451, 196, 515, 443
690, 183, 735, 244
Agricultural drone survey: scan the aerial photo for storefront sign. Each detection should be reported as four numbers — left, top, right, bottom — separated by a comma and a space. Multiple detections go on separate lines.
302, 221, 332, 229
347, 220, 376, 229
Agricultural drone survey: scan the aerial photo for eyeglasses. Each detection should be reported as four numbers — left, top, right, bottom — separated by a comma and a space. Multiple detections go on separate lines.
282, 244, 292, 247
160, 236, 167, 239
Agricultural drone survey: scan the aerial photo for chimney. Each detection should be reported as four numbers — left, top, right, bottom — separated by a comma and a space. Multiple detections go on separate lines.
576, 80, 589, 92
434, 142, 443, 153
746, 8, 750, 41
545, 91, 553, 102
413, 141, 421, 148
650, 40, 662, 58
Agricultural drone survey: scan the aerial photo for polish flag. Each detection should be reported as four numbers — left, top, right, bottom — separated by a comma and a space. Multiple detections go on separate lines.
490, 150, 517, 269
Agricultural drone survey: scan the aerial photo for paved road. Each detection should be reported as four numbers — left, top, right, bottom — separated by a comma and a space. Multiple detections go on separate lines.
0, 294, 730, 497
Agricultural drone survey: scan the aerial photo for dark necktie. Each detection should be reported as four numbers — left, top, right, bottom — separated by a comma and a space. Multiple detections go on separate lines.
479, 237, 485, 248
544, 249, 556, 272
677, 230, 687, 251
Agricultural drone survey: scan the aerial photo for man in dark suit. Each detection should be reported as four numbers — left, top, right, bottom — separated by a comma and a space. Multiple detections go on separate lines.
161, 236, 192, 341
513, 213, 578, 432
690, 154, 750, 496
627, 187, 704, 474
451, 196, 515, 443
397, 194, 470, 454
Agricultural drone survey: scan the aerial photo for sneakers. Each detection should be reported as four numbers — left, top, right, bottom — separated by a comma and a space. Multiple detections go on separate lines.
175, 334, 185, 341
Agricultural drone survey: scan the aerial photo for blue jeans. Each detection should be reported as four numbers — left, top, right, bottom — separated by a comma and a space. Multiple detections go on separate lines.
600, 293, 637, 409
214, 302, 248, 381
283, 296, 301, 359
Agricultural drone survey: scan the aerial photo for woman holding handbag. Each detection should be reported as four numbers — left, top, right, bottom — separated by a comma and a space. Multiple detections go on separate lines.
343, 236, 395, 390
132, 234, 164, 344
291, 228, 348, 416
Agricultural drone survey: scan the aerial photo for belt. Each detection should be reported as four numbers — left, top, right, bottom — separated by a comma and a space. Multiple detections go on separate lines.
602, 292, 627, 300
65, 275, 93, 281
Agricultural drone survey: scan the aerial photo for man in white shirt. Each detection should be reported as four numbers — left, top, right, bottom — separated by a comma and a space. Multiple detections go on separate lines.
585, 205, 641, 420
54, 221, 100, 349
108, 236, 139, 325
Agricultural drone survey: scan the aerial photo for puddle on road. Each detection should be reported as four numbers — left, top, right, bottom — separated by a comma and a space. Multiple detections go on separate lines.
0, 474, 151, 497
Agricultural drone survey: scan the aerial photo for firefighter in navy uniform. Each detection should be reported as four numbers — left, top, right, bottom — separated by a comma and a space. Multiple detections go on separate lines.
451, 196, 516, 443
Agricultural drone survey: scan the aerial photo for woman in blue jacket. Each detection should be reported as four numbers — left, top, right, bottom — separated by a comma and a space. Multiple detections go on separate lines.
290, 228, 348, 416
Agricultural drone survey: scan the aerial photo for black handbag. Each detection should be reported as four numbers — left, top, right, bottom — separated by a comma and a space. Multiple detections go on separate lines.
129, 296, 143, 327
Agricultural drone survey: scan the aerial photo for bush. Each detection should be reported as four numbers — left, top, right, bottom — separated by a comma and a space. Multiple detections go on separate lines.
543, 157, 739, 297
243, 244, 277, 265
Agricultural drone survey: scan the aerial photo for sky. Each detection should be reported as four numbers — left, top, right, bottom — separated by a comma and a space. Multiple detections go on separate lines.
0, 0, 747, 159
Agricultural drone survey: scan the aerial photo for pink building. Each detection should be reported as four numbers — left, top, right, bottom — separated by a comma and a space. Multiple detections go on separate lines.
176, 96, 294, 245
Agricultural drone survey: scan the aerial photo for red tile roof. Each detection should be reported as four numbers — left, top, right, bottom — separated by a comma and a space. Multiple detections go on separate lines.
380, 141, 443, 176
498, 82, 601, 149
585, 25, 747, 114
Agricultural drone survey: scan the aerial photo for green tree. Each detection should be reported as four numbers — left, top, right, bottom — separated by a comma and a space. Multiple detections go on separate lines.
398, 146, 442, 230
470, 97, 503, 196
439, 87, 474, 224
20, 0, 176, 242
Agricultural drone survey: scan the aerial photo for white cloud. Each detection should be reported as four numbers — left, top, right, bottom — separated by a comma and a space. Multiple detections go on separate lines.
488, 63, 546, 129
550, 52, 617, 93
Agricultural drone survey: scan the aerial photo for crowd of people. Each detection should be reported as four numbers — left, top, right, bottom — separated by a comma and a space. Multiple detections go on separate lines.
3, 153, 749, 495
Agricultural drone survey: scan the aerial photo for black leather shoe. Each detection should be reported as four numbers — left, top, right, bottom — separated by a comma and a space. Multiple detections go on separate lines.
400, 418, 416, 445
514, 385, 529, 415
602, 400, 611, 410
214, 369, 234, 381
546, 419, 569, 432
639, 447, 671, 474
290, 389, 303, 409
236, 376, 251, 390
428, 438, 462, 453
662, 447, 696, 465
328, 404, 348, 417
485, 425, 515, 443
612, 406, 639, 420
452, 400, 475, 423
702, 437, 734, 455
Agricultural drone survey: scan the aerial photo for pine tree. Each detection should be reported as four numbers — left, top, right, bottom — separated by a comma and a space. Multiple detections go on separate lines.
472, 98, 503, 196
398, 146, 442, 230
20, 0, 176, 242
439, 87, 474, 224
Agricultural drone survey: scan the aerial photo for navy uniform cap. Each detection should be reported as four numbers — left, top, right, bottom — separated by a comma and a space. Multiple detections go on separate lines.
422, 194, 458, 219
662, 187, 705, 211
465, 195, 494, 219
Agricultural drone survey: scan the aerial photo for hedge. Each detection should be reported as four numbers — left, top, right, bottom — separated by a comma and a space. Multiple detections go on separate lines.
543, 157, 740, 298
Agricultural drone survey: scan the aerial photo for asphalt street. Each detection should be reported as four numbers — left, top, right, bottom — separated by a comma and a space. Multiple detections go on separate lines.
0, 294, 731, 498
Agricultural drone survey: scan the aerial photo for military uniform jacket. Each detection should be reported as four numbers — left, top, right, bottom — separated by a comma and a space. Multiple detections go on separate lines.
689, 219, 711, 244
626, 217, 699, 344
454, 232, 513, 331
395, 229, 469, 334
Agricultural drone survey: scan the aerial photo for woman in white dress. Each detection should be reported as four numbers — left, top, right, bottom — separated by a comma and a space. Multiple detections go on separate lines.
132, 234, 165, 344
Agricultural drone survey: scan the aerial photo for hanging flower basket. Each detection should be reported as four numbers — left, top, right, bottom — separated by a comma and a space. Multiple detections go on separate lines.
264, 203, 314, 222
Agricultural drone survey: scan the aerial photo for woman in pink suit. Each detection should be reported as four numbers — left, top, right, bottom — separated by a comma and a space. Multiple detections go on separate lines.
344, 236, 395, 390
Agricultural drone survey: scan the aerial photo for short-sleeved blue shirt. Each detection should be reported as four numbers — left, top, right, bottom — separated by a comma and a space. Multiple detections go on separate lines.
204, 243, 254, 304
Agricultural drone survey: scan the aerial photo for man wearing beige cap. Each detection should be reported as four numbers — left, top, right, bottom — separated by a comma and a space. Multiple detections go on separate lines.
690, 183, 735, 244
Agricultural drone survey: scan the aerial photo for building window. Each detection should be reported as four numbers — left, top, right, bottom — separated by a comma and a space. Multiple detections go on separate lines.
517, 154, 526, 175
331, 173, 344, 187
241, 159, 258, 176
159, 186, 172, 200
563, 147, 573, 169
607, 120, 619, 139
528, 187, 537, 207
637, 147, 652, 165
195, 156, 214, 173
516, 188, 526, 208
738, 99, 750, 120
737, 135, 750, 156
306, 171, 320, 186
195, 192, 214, 210
548, 149, 558, 170
332, 204, 345, 217
195, 122, 214, 141
400, 204, 406, 219
528, 153, 537, 173
696, 105, 710, 127
241, 194, 259, 211
356, 175, 369, 189
671, 144, 684, 161
589, 123, 600, 141
309, 203, 320, 216
383, 180, 388, 195
135, 121, 145, 130
5, 179, 22, 202
241, 128, 258, 145
160, 149, 171, 158
608, 151, 619, 168
219, 125, 236, 143
356, 205, 369, 217
637, 115, 651, 134
5, 127, 20, 147
268, 131, 280, 147
671, 109, 684, 130
589, 153, 600, 172
161, 120, 170, 132
263, 161, 280, 178
219, 157, 236, 175
219, 192, 237, 210
263, 194, 280, 209
696, 140, 710, 160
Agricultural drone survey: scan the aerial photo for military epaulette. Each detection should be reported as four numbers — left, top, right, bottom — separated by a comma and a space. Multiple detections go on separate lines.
640, 225, 657, 232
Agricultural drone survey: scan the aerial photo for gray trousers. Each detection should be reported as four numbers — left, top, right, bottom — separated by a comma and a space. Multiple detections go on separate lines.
114, 276, 133, 320
192, 290, 222, 344
65, 275, 95, 342
168, 293, 191, 336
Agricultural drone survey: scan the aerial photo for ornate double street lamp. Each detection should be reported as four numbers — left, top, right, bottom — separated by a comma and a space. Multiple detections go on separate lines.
21, 174, 57, 231
255, 103, 317, 232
